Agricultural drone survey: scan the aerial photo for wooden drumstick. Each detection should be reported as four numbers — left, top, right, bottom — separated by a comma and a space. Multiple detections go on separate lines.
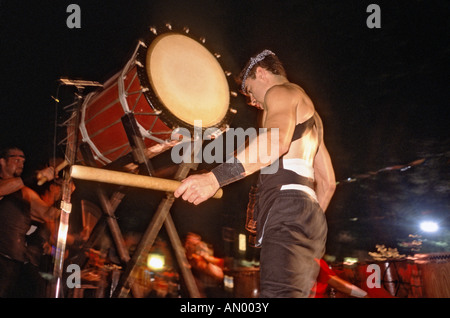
70, 165, 223, 199
37, 160, 69, 186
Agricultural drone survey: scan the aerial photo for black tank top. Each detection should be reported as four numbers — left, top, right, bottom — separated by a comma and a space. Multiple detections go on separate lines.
291, 115, 315, 142
0, 186, 31, 262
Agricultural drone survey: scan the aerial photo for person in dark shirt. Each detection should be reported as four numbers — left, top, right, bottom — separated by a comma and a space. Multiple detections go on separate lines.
0, 146, 58, 297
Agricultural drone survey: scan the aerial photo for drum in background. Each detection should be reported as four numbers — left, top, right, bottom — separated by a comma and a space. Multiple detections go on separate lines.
334, 261, 404, 298
225, 267, 260, 298
334, 253, 450, 298
79, 30, 236, 166
414, 253, 450, 298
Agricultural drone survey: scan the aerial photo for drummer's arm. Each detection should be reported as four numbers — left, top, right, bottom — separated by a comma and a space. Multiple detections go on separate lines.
328, 276, 368, 298
174, 89, 295, 204
235, 88, 296, 176
0, 177, 25, 198
314, 143, 336, 212
21, 187, 60, 222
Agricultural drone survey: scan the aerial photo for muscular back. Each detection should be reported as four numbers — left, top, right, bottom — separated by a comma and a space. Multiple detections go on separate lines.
262, 83, 320, 166
261, 82, 335, 211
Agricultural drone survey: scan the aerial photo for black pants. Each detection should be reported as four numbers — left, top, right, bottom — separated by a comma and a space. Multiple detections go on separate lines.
0, 254, 46, 298
258, 190, 327, 298
0, 254, 22, 297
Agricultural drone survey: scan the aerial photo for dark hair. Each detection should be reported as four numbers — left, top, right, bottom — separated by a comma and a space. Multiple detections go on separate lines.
0, 146, 23, 160
237, 53, 287, 92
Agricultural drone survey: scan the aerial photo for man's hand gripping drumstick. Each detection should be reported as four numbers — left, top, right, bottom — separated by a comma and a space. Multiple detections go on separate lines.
174, 172, 221, 206
36, 160, 69, 185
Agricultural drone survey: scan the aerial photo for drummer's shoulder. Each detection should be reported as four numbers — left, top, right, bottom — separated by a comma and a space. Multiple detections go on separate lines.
265, 86, 298, 112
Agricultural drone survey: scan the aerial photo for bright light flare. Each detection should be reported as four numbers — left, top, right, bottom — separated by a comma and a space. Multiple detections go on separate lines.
147, 254, 165, 270
420, 221, 439, 233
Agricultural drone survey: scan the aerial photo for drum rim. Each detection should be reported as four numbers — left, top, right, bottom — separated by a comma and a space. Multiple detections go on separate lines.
136, 29, 236, 134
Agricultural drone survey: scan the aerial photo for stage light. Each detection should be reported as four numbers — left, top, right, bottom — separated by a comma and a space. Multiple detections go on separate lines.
147, 253, 165, 270
239, 234, 246, 252
420, 221, 439, 233
343, 257, 358, 266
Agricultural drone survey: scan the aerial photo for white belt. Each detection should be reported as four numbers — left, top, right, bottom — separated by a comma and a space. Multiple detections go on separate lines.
280, 184, 318, 202
280, 158, 317, 201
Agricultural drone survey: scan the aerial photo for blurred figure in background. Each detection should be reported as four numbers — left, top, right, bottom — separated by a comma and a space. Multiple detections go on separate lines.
311, 258, 368, 298
184, 232, 225, 297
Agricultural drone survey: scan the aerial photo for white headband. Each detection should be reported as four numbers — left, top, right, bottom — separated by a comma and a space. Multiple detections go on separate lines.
240, 49, 275, 92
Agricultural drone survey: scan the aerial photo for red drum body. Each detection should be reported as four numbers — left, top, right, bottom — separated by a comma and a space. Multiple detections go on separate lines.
79, 31, 234, 166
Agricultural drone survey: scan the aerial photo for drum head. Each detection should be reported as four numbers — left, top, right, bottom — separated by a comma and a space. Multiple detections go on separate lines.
144, 33, 230, 128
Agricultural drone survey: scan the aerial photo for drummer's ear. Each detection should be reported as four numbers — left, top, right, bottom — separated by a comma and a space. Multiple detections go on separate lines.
255, 67, 267, 81
255, 66, 263, 77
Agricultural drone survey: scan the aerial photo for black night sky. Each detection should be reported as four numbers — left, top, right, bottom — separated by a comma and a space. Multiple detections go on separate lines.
1, 1, 449, 262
